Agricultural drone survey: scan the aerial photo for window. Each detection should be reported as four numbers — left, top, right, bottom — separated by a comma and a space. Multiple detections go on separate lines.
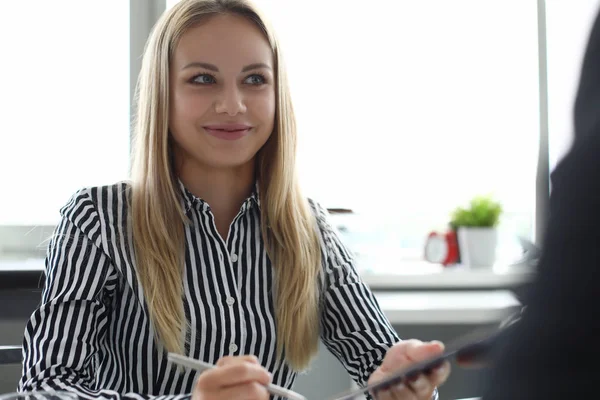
194, 0, 540, 264
0, 2, 130, 227
120, 1, 600, 267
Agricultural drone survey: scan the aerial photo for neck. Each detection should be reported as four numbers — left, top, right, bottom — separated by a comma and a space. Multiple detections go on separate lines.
177, 160, 256, 238
179, 165, 255, 210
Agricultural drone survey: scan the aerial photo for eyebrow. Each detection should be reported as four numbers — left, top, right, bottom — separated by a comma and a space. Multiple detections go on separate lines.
181, 62, 272, 72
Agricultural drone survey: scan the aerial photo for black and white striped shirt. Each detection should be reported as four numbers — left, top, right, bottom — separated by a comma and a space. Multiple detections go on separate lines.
18, 181, 403, 399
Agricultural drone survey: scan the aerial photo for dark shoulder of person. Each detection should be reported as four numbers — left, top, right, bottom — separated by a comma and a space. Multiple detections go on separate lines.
480, 129, 600, 400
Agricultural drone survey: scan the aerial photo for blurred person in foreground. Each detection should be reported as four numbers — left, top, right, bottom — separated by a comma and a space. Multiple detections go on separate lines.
481, 7, 600, 400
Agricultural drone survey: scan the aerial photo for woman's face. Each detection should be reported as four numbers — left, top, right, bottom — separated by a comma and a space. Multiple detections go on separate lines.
169, 13, 276, 173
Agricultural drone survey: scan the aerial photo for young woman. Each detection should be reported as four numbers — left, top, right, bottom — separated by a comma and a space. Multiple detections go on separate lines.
18, 1, 450, 399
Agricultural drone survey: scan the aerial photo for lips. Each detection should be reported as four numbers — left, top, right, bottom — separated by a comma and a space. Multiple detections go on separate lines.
203, 124, 252, 141
203, 124, 252, 132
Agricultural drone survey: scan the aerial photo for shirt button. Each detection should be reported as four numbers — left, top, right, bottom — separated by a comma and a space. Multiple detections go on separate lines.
226, 297, 235, 306
231, 253, 238, 262
229, 343, 238, 353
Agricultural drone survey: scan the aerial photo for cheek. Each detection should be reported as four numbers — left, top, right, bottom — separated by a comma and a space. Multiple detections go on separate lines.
252, 93, 276, 130
171, 90, 211, 125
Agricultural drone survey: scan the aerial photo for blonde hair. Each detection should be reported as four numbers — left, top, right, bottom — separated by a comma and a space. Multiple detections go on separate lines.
130, 0, 322, 370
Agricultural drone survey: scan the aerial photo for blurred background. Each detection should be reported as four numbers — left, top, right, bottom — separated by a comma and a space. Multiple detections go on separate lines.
1, 1, 599, 399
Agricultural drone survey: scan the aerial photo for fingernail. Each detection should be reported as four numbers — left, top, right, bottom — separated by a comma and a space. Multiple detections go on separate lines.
412, 376, 428, 391
395, 383, 406, 392
434, 363, 448, 376
430, 340, 445, 349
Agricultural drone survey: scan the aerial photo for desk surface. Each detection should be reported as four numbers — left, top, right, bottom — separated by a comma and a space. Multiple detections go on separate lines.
0, 259, 44, 272
1, 259, 535, 291
374, 290, 521, 324
358, 259, 535, 289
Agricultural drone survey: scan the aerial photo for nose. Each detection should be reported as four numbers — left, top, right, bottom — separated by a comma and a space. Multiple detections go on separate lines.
214, 84, 247, 116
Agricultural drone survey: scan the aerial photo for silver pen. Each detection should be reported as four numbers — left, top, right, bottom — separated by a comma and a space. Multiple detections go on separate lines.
167, 352, 307, 400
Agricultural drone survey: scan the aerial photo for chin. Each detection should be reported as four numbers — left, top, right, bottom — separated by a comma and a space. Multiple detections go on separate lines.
203, 153, 258, 170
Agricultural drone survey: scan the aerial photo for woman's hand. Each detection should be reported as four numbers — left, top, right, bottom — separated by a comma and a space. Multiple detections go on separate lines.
191, 355, 272, 400
367, 339, 451, 400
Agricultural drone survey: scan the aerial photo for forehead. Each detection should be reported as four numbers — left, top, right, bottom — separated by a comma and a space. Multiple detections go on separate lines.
173, 13, 273, 69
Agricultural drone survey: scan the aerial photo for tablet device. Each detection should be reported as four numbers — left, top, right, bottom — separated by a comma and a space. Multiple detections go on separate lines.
327, 316, 520, 400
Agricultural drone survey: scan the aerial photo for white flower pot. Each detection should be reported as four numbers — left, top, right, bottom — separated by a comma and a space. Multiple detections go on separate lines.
457, 227, 498, 268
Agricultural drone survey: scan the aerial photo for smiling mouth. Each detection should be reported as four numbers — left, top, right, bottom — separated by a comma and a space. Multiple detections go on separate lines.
212, 128, 247, 132
203, 126, 252, 141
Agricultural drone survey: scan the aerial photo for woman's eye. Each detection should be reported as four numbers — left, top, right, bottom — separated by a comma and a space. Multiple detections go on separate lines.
191, 74, 216, 84
244, 74, 266, 85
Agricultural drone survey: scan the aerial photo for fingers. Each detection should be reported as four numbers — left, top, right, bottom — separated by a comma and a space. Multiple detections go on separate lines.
406, 374, 435, 399
378, 339, 444, 377
217, 355, 259, 366
197, 356, 271, 391
374, 370, 444, 400
373, 383, 417, 400
216, 355, 270, 385
379, 340, 424, 372
428, 361, 451, 387
218, 381, 270, 400
404, 361, 451, 400
370, 339, 451, 400
373, 366, 446, 400
222, 362, 272, 387
404, 340, 444, 363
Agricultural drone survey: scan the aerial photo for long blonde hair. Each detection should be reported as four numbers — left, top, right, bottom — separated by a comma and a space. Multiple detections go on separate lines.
130, 0, 322, 370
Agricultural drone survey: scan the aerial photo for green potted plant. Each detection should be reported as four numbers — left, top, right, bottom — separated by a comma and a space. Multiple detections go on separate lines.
450, 196, 503, 267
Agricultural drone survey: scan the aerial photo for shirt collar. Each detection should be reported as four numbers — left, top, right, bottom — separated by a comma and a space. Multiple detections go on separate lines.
177, 179, 261, 215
